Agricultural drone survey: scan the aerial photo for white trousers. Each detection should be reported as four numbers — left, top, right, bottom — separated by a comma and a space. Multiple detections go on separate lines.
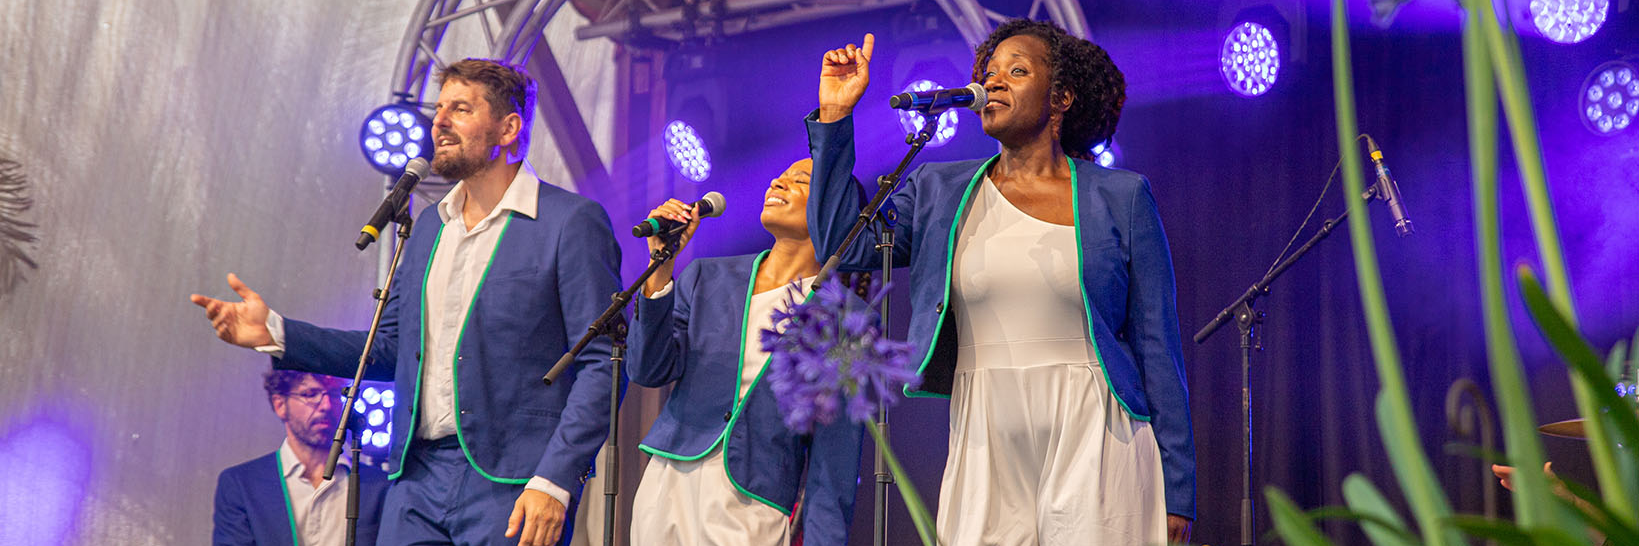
630, 448, 791, 546
937, 362, 1167, 546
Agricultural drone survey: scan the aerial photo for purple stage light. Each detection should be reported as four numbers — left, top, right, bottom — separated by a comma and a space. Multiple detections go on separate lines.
664, 120, 712, 183
1091, 140, 1117, 168
894, 80, 959, 147
1581, 60, 1637, 136
351, 381, 395, 453
1530, 0, 1608, 44
1220, 22, 1280, 97
359, 104, 433, 176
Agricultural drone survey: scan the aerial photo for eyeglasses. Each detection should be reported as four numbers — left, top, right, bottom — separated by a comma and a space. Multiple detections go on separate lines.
284, 387, 346, 407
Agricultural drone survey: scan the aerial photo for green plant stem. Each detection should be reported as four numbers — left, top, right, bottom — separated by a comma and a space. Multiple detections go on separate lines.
865, 418, 938, 546
1330, 2, 1456, 544
1456, 0, 1571, 533
1468, 0, 1575, 322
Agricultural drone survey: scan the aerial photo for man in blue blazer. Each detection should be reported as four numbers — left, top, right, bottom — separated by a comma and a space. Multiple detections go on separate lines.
624, 159, 863, 545
213, 370, 390, 546
193, 59, 621, 546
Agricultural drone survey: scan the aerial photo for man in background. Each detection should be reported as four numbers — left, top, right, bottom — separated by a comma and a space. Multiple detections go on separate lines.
213, 370, 390, 545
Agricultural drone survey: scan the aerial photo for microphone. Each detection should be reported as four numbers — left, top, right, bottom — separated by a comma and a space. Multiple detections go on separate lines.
356, 157, 432, 250
1363, 136, 1413, 237
632, 191, 726, 238
888, 82, 987, 113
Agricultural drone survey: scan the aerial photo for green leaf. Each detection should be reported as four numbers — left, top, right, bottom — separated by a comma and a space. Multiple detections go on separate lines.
1455, 0, 1573, 532
1330, 2, 1457, 543
1341, 474, 1418, 546
1556, 476, 1639, 546
1264, 487, 1335, 546
1446, 515, 1585, 546
1519, 265, 1639, 527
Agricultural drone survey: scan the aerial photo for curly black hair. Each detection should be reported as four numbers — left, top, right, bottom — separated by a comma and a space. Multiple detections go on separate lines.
970, 19, 1126, 160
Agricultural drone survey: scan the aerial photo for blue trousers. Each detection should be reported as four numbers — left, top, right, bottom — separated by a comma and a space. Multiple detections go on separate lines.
378, 437, 577, 546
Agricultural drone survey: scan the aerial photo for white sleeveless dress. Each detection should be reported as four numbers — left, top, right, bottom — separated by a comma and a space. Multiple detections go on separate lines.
935, 177, 1167, 546
629, 281, 814, 546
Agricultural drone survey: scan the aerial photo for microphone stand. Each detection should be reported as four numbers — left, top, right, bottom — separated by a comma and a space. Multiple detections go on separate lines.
543, 236, 682, 546
325, 206, 415, 546
812, 117, 936, 546
1195, 180, 1403, 546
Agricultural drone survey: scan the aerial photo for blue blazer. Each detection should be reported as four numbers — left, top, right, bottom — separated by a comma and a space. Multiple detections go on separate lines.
212, 451, 390, 546
275, 181, 623, 494
805, 113, 1197, 518
628, 252, 863, 545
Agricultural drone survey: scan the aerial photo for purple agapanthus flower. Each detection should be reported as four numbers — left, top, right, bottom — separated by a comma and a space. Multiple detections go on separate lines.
760, 277, 920, 434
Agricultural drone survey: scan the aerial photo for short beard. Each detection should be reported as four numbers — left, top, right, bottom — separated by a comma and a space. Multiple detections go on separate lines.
292, 420, 334, 451
432, 126, 504, 182
433, 151, 485, 182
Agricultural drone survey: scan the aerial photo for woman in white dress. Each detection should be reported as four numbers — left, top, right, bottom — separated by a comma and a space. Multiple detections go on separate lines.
805, 19, 1197, 545
625, 159, 866, 546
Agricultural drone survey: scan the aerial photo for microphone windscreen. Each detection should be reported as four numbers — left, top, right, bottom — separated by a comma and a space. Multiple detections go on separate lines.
404, 157, 431, 179
964, 82, 988, 112
699, 191, 727, 218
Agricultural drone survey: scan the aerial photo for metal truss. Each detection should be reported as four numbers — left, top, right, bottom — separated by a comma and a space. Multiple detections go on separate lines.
572, 0, 1091, 47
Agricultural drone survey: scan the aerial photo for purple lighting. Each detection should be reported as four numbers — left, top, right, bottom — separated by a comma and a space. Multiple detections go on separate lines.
1530, 0, 1608, 44
1581, 60, 1637, 136
894, 80, 959, 147
664, 120, 712, 183
360, 104, 433, 175
351, 381, 394, 454
1220, 22, 1280, 97
0, 420, 91, 545
1091, 140, 1117, 168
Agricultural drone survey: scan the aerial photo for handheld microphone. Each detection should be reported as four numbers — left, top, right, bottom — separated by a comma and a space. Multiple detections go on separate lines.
356, 157, 431, 250
888, 82, 987, 113
632, 191, 726, 238
1363, 136, 1414, 237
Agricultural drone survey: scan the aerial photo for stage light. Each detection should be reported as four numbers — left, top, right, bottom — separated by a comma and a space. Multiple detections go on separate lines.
1581, 60, 1637, 136
1530, 0, 1608, 44
1091, 140, 1118, 168
894, 80, 959, 147
1220, 22, 1280, 97
359, 103, 433, 176
664, 120, 712, 183
349, 381, 395, 453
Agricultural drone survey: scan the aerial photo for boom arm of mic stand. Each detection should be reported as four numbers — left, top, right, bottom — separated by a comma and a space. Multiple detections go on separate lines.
543, 240, 679, 384
812, 125, 934, 290
1193, 208, 1351, 344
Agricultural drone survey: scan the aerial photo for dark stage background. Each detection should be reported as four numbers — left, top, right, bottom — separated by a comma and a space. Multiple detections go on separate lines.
613, 2, 1638, 544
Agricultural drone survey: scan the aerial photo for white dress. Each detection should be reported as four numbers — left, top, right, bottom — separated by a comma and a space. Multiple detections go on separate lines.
936, 178, 1167, 546
629, 280, 813, 546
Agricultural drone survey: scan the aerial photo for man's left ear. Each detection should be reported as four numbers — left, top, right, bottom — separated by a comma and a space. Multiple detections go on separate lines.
502, 112, 523, 147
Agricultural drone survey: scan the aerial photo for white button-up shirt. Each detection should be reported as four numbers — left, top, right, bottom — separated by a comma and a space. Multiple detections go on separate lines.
279, 439, 351, 546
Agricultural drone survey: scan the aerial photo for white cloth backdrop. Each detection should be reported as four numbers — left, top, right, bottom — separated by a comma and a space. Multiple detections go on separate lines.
0, 1, 616, 543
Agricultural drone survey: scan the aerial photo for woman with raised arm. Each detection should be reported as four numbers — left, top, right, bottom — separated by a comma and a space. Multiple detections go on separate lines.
625, 159, 864, 546
807, 21, 1196, 545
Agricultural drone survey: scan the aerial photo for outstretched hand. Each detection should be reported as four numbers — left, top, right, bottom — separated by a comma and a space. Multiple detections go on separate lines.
818, 33, 874, 123
189, 273, 273, 348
